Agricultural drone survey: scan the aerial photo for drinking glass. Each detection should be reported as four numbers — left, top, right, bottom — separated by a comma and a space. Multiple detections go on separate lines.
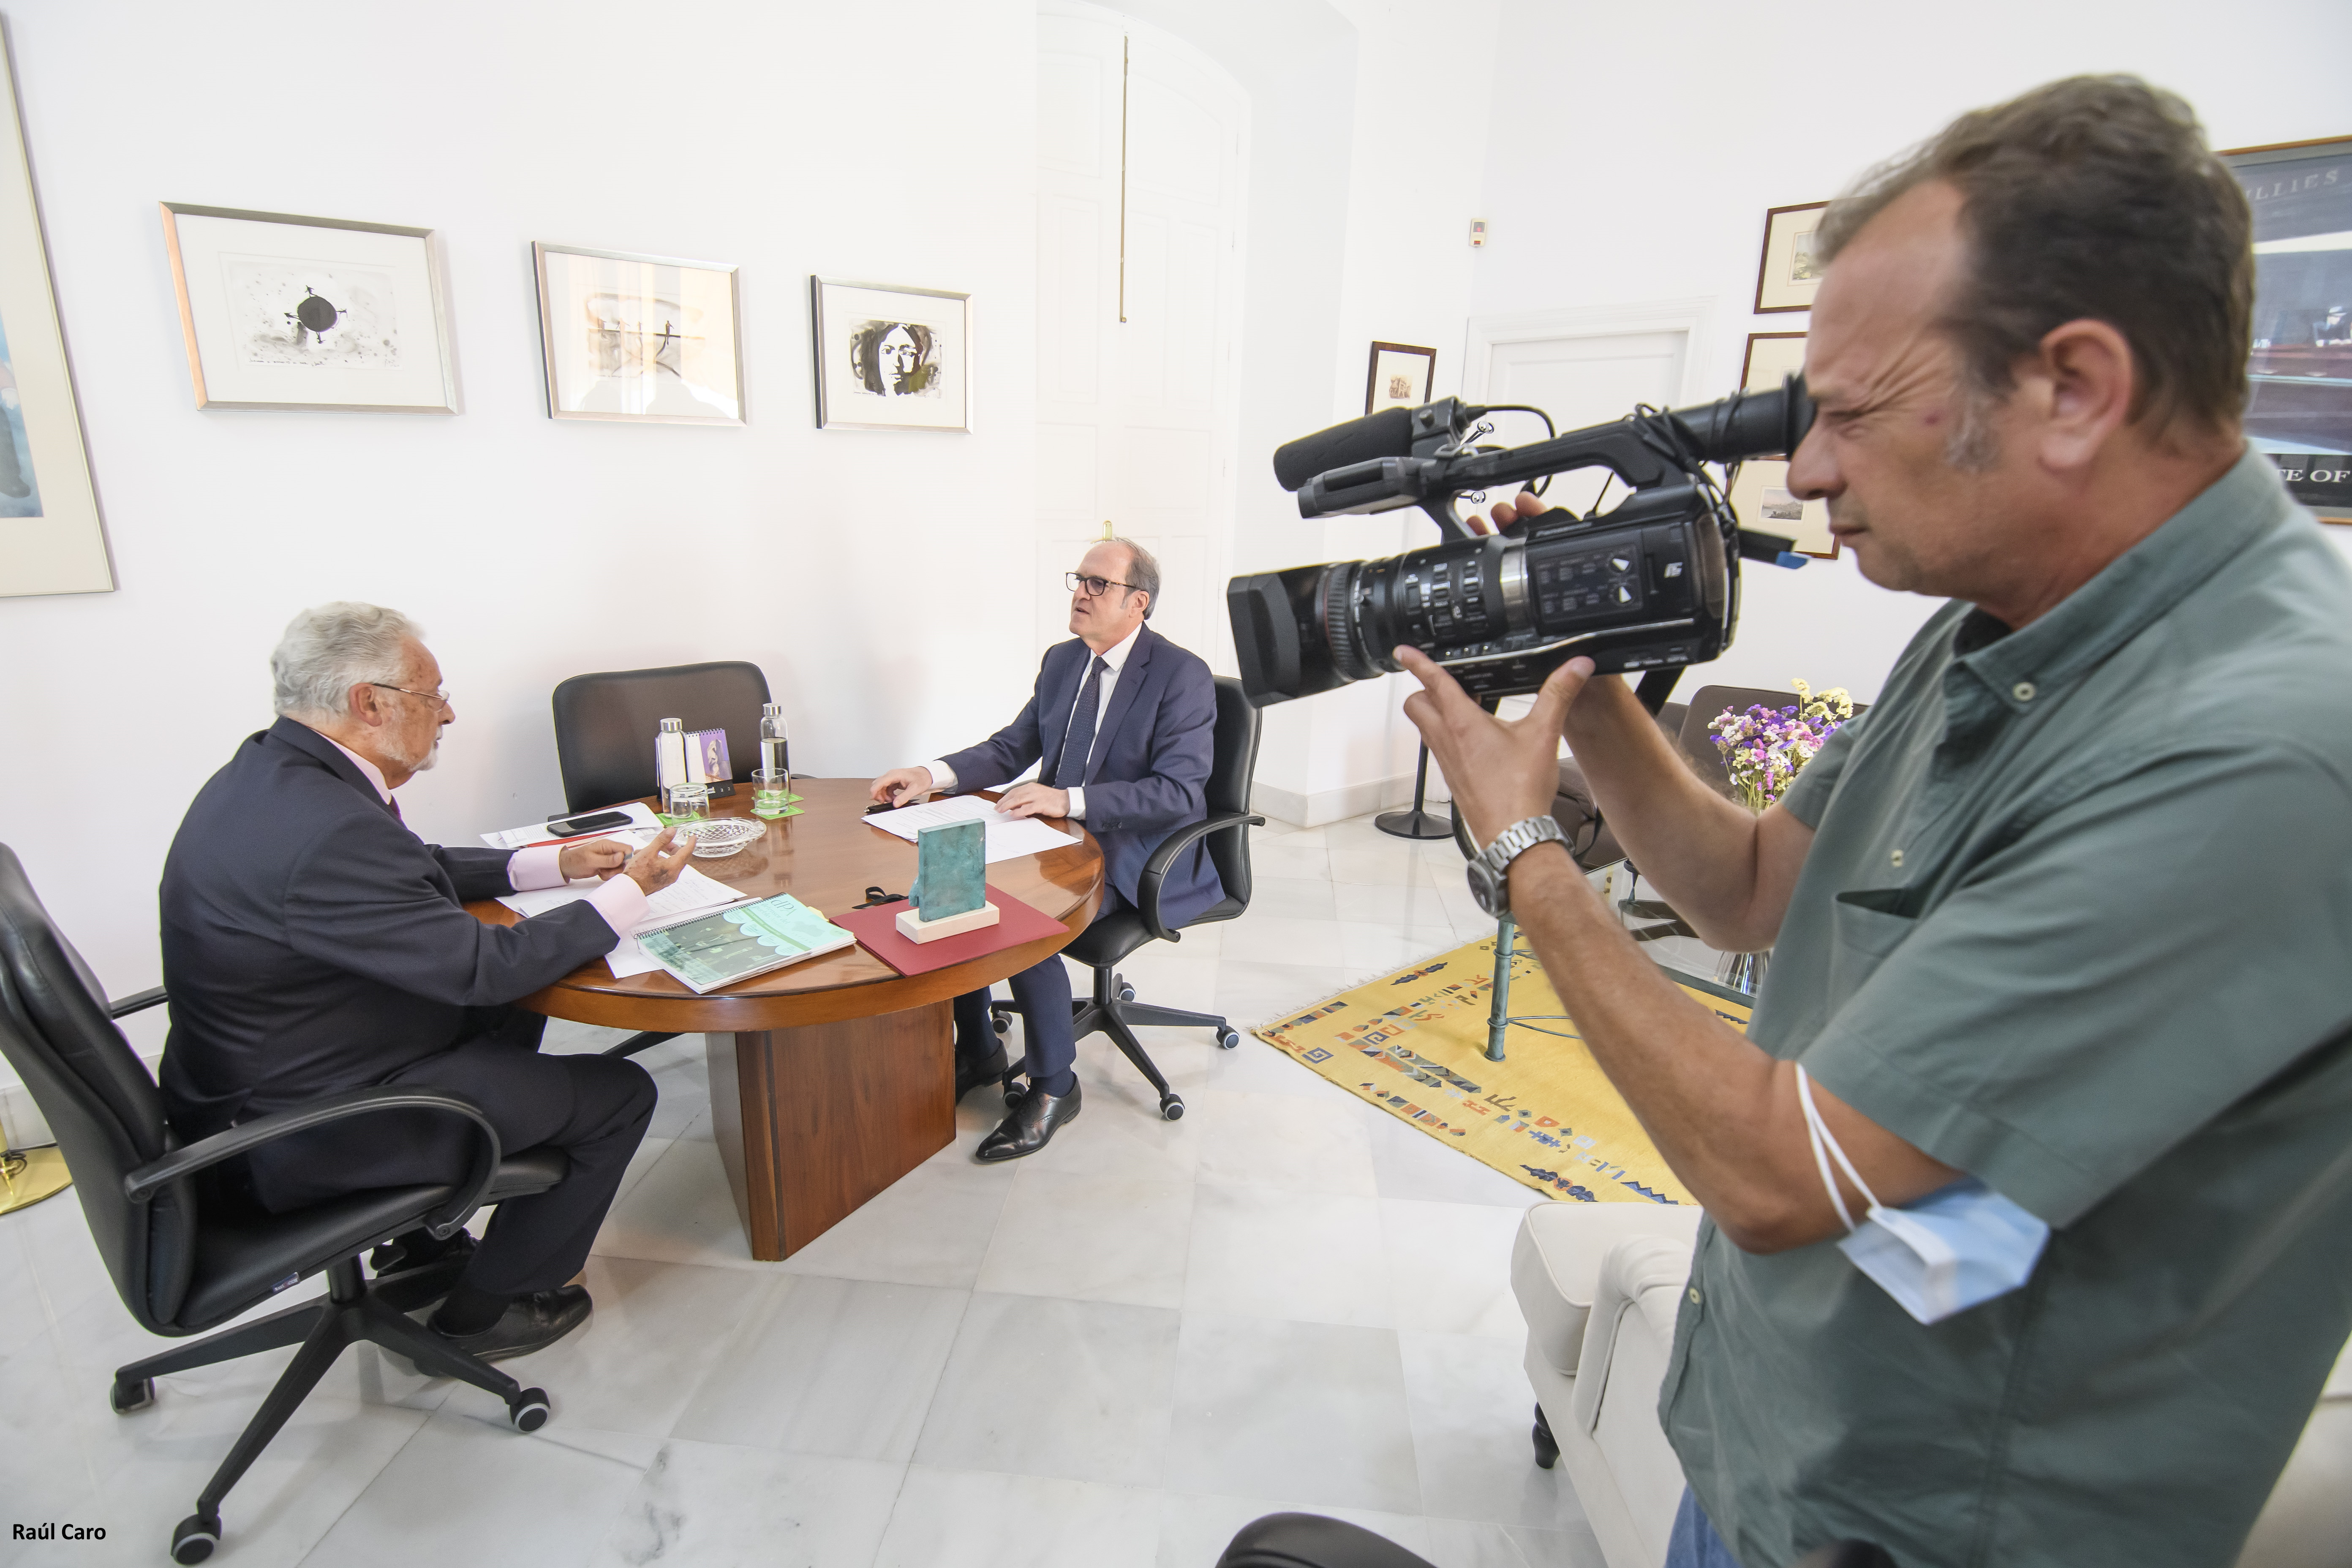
661, 782, 710, 825
751, 768, 790, 819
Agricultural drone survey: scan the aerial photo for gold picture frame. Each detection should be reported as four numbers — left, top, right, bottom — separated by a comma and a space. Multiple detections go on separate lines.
1753, 201, 1829, 314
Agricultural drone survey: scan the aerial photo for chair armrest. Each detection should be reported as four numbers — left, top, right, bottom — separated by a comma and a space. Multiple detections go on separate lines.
107, 987, 168, 1019
1136, 810, 1263, 943
124, 1086, 504, 1241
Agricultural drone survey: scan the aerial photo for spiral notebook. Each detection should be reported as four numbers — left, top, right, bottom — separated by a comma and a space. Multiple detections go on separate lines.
634, 893, 855, 994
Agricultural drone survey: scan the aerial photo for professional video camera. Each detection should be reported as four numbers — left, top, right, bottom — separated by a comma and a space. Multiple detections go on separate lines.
1226, 378, 1816, 709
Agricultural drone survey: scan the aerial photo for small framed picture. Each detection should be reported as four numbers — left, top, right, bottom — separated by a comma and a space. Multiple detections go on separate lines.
0, 46, 110, 596
1365, 341, 1436, 414
1729, 331, 1834, 558
1753, 201, 1831, 314
2219, 135, 2352, 523
533, 243, 743, 424
810, 277, 970, 432
159, 203, 456, 413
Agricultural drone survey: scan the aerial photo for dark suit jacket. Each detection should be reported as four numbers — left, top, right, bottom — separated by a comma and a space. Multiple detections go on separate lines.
940, 624, 1226, 929
158, 718, 619, 1142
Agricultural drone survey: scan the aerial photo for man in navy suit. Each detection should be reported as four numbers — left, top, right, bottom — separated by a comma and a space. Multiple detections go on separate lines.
161, 603, 694, 1361
871, 539, 1222, 1160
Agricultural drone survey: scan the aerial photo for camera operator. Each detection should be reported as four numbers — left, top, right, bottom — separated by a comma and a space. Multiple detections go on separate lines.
1400, 77, 2352, 1568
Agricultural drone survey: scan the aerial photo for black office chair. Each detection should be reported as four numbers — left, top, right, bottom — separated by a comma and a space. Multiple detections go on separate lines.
0, 844, 570, 1565
992, 675, 1263, 1121
550, 660, 772, 1063
550, 659, 772, 814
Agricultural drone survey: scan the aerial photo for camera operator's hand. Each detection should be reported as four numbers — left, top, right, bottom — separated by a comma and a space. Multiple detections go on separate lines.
1395, 645, 1595, 849
871, 766, 935, 808
1474, 489, 1551, 535
996, 782, 1070, 820
621, 827, 694, 896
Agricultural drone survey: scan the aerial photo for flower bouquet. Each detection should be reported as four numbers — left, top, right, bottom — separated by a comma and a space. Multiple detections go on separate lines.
1708, 679, 1855, 811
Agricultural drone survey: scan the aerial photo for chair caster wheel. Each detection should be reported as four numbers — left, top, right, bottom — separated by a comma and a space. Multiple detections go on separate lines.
111, 1375, 155, 1414
509, 1387, 551, 1432
1118, 982, 1137, 1002
171, 1512, 221, 1564
1217, 1027, 1241, 1050
991, 1013, 1009, 1036
1160, 1095, 1184, 1121
1004, 1082, 1028, 1109
1532, 1402, 1560, 1469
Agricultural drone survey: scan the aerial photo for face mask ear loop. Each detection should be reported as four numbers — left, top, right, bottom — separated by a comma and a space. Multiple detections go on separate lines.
1797, 1064, 1880, 1232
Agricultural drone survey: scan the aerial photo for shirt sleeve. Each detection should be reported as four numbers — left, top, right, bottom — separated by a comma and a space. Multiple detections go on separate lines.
1799, 737, 2352, 1228
1065, 787, 1086, 819
582, 874, 648, 937
507, 844, 568, 891
923, 760, 959, 793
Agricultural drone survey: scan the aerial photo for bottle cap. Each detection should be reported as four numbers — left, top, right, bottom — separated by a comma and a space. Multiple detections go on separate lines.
659, 717, 682, 732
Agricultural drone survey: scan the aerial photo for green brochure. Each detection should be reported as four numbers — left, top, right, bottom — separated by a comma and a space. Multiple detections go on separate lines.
637, 894, 856, 994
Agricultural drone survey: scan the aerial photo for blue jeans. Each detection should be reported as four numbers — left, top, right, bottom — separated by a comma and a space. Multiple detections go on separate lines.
1665, 1490, 1743, 1568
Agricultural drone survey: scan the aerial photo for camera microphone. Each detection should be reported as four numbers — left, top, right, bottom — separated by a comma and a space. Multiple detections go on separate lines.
1271, 400, 1490, 491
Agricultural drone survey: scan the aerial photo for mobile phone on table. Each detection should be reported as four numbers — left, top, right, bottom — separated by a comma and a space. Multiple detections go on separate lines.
547, 810, 631, 837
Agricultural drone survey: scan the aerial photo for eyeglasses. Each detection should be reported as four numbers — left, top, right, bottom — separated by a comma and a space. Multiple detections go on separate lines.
369, 682, 452, 710
1066, 572, 1141, 598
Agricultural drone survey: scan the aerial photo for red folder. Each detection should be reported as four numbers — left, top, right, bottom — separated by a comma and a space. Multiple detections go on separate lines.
834, 887, 1071, 977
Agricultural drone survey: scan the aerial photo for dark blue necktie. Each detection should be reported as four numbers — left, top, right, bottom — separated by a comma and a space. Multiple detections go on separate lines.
1054, 656, 1111, 788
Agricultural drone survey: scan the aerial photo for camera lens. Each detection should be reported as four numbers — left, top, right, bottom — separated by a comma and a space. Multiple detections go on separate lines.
1318, 562, 1383, 682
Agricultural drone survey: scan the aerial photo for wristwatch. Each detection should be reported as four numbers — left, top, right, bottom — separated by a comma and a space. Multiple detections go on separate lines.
1465, 815, 1569, 917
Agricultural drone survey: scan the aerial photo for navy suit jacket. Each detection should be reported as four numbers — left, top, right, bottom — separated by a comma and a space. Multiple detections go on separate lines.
940, 624, 1225, 929
158, 718, 619, 1141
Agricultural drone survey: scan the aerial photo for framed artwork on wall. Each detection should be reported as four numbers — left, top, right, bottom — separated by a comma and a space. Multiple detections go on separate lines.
533, 243, 743, 425
159, 203, 456, 414
2219, 135, 2351, 523
0, 36, 109, 596
1729, 331, 1834, 558
1365, 340, 1435, 414
1753, 201, 1830, 314
810, 277, 970, 432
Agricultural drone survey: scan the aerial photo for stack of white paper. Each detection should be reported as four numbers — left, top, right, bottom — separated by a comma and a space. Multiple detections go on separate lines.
480, 801, 664, 851
496, 866, 751, 979
864, 794, 1080, 864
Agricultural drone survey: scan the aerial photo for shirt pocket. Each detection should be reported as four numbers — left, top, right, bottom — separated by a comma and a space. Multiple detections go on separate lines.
1828, 887, 1920, 998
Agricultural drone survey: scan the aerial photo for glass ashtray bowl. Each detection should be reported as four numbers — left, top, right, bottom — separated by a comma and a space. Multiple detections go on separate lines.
677, 817, 765, 858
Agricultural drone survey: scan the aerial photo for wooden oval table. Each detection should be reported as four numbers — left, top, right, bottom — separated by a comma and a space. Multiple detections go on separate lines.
464, 777, 1104, 1260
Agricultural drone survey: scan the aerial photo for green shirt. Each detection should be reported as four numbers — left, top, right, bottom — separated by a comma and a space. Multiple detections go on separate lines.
1662, 450, 2352, 1568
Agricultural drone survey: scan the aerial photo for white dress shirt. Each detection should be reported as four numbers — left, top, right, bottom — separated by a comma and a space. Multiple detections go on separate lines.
321, 732, 646, 937
922, 621, 1143, 819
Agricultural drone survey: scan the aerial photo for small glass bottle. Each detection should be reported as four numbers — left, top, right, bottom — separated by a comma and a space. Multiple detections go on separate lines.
656, 717, 689, 817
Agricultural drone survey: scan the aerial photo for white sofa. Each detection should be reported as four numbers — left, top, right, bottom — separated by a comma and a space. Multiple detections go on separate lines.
1509, 1203, 2352, 1568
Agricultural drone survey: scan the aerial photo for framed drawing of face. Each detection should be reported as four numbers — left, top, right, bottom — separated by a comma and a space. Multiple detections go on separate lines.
811, 278, 971, 432
534, 243, 744, 425
1365, 341, 1435, 414
1753, 201, 1830, 314
1729, 331, 1834, 558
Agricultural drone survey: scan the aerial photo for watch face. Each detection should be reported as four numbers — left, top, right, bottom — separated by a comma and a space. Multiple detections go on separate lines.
1465, 860, 1505, 917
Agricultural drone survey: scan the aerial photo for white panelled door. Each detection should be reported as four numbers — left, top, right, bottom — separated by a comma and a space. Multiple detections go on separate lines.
1036, 5, 1246, 664
1474, 330, 1688, 517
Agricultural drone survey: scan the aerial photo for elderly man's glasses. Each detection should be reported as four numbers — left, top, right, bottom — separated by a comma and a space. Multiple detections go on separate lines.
369, 682, 452, 710
1066, 571, 1140, 598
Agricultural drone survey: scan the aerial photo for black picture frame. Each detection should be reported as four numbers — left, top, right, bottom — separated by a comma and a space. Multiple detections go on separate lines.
2220, 135, 2352, 523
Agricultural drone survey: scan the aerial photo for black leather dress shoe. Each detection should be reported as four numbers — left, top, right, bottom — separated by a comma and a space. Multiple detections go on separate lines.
428, 1285, 593, 1362
956, 1044, 1011, 1102
975, 1081, 1080, 1162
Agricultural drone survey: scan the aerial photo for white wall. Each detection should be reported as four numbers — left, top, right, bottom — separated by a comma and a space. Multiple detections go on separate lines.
1470, 0, 2352, 705
0, 0, 1041, 1004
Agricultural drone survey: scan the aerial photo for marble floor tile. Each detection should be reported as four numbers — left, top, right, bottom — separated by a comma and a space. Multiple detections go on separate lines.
1365, 1111, 1545, 1210
1217, 912, 1346, 969
977, 1168, 1193, 1308
1340, 922, 1462, 977
592, 1137, 768, 1271
1183, 1181, 1391, 1328
1156, 1029, 1339, 1101
587, 1441, 904, 1568
1334, 879, 1463, 930
1214, 960, 1352, 1030
1328, 847, 1441, 889
913, 1293, 1179, 1487
1399, 1330, 1588, 1531
773, 1159, 1015, 1290
431, 1255, 771, 1437
610, 1134, 677, 1211
1380, 1199, 1531, 1342
302, 1408, 660, 1568
671, 1274, 966, 1462
1024, 1058, 1203, 1180
1164, 1314, 1421, 1515
1155, 1492, 1433, 1568
875, 1467, 1161, 1568
1246, 869, 1341, 915
1190, 1087, 1380, 1198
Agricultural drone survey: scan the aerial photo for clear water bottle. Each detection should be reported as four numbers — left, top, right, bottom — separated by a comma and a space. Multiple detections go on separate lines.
656, 717, 688, 816
755, 703, 791, 817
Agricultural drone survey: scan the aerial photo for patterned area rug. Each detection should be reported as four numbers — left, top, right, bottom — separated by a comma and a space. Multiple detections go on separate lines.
1254, 931, 1752, 1204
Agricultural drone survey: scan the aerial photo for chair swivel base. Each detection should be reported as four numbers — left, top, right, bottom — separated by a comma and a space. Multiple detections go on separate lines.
0, 1144, 72, 1215
993, 969, 1240, 1122
113, 1253, 551, 1565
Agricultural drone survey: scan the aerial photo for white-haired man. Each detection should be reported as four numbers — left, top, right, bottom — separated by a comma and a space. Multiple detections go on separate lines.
159, 603, 693, 1361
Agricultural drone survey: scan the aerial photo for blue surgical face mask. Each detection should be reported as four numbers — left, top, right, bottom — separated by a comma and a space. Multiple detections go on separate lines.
1796, 1066, 2051, 1324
